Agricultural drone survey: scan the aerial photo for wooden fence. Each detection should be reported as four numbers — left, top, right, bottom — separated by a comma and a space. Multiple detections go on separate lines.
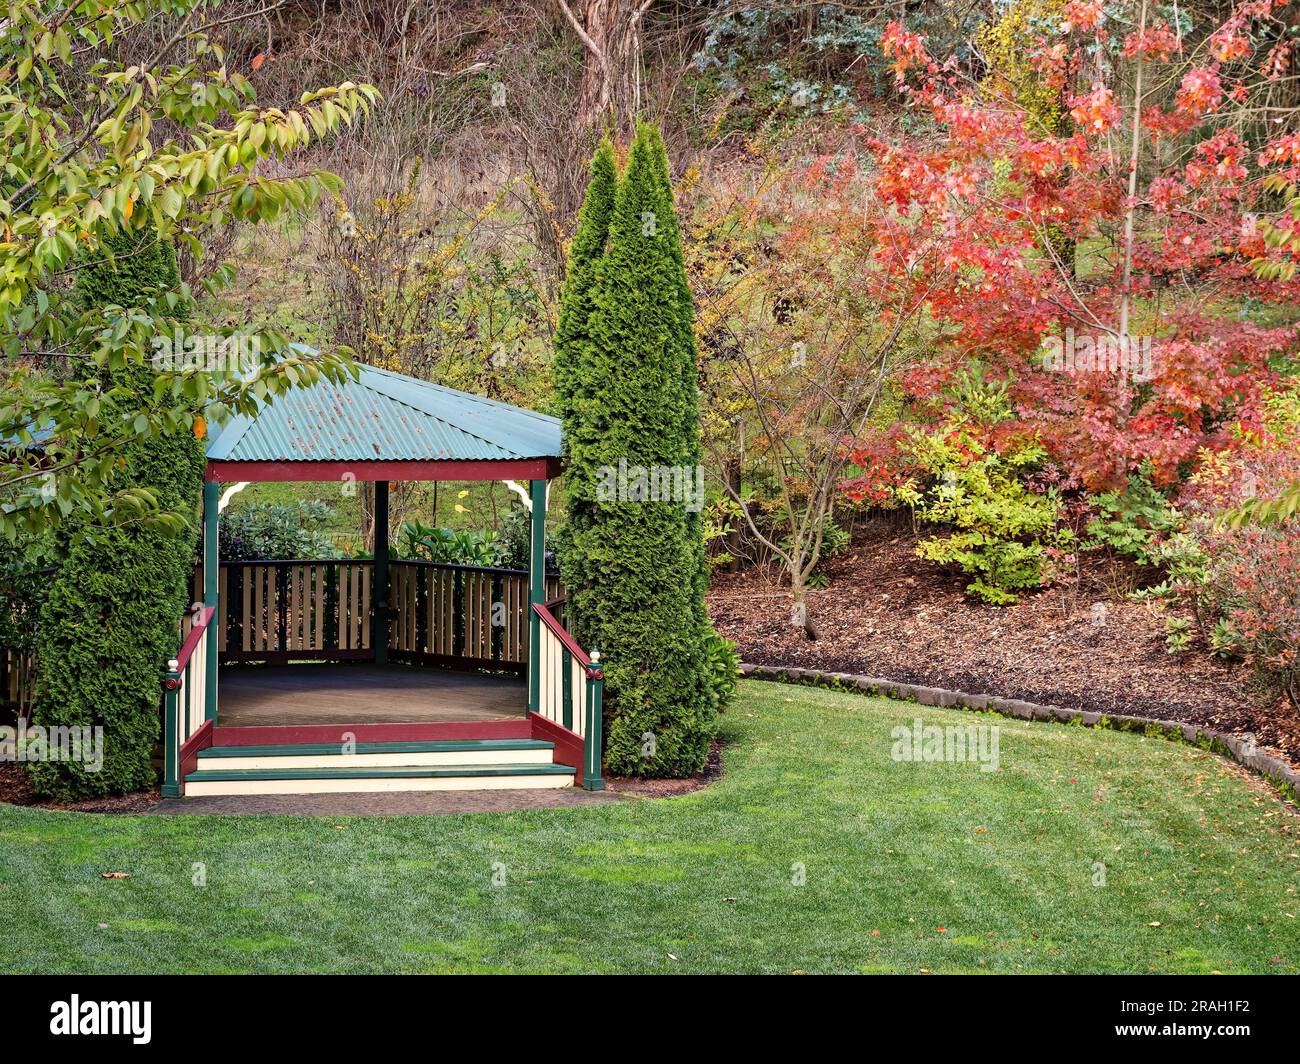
197, 560, 559, 671
1, 648, 35, 721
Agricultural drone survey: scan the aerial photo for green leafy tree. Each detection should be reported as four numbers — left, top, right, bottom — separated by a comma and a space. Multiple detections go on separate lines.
0, 0, 375, 544
557, 125, 716, 777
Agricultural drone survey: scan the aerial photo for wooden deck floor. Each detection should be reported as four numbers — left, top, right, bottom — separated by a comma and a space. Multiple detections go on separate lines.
217, 664, 526, 728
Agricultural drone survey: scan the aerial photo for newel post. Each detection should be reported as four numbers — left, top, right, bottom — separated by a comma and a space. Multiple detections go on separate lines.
527, 479, 546, 713
583, 648, 605, 791
162, 659, 181, 798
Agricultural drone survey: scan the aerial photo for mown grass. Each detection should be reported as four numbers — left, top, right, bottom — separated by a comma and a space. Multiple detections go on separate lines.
0, 680, 1296, 973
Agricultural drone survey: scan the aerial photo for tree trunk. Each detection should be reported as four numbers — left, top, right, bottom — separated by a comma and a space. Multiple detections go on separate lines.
790, 578, 819, 641
562, 0, 647, 138
722, 453, 743, 571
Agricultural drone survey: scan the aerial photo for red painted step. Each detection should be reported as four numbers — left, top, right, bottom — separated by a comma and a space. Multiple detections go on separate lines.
210, 719, 534, 747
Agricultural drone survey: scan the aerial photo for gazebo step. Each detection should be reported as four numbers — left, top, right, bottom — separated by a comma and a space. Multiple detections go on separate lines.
198, 738, 555, 771
183, 762, 578, 797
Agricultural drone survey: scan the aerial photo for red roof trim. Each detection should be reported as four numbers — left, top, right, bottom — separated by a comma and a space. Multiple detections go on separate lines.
205, 457, 562, 483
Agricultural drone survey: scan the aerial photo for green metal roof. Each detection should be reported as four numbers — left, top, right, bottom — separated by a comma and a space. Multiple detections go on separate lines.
205, 362, 560, 464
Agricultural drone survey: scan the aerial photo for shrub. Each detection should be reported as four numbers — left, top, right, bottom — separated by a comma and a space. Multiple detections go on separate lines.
398, 520, 496, 567
702, 631, 740, 714
491, 505, 556, 571
897, 425, 1069, 605
220, 501, 336, 561
1084, 467, 1183, 569
31, 220, 205, 799
1203, 526, 1300, 708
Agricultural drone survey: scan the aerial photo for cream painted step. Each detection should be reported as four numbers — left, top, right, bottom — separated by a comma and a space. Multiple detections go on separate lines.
197, 739, 555, 771
183, 762, 577, 797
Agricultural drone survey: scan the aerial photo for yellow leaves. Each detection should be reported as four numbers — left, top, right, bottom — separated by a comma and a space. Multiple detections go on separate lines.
193, 416, 206, 440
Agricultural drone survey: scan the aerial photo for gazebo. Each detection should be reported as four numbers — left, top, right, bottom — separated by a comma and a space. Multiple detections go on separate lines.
162, 363, 605, 798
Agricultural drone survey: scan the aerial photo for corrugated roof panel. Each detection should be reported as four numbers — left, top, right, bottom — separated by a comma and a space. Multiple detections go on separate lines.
206, 360, 560, 463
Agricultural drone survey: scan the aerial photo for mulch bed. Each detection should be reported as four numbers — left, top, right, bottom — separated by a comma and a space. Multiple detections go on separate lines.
606, 740, 727, 797
0, 762, 161, 814
708, 520, 1300, 772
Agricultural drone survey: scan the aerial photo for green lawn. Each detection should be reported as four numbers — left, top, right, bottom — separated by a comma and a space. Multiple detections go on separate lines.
1, 680, 1297, 974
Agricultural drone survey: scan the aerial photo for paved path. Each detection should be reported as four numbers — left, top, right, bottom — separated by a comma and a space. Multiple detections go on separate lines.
146, 787, 625, 817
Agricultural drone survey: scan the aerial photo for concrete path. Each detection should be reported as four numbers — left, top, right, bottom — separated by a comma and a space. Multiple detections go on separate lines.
146, 787, 625, 816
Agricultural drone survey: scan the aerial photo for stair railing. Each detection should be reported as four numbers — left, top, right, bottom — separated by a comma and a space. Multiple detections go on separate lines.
531, 599, 605, 790
161, 606, 215, 798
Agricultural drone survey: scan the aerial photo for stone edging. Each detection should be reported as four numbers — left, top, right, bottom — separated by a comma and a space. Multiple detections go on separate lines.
739, 662, 1300, 804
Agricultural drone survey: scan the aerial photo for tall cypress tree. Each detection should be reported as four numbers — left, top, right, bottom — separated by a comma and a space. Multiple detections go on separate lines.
31, 222, 206, 798
555, 139, 617, 635
558, 124, 715, 777
644, 124, 710, 641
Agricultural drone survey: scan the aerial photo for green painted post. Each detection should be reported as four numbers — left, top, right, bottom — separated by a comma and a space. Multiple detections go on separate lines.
203, 481, 219, 722
373, 480, 390, 666
561, 647, 573, 730
162, 661, 181, 798
527, 479, 546, 713
583, 651, 605, 791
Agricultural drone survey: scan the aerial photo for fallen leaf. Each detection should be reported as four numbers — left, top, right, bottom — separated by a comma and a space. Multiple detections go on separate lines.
100, 872, 129, 879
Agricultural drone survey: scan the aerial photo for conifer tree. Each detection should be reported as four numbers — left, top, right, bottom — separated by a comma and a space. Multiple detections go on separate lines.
31, 223, 206, 798
557, 124, 716, 777
555, 139, 617, 634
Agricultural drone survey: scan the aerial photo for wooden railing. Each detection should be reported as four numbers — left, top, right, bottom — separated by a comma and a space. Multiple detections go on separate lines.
201, 559, 373, 662
161, 606, 215, 798
201, 560, 559, 670
533, 599, 605, 790
389, 561, 560, 669
1, 647, 36, 722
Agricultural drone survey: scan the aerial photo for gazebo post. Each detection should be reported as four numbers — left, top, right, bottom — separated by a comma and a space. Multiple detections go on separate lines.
202, 480, 220, 722
373, 480, 390, 666
527, 478, 546, 712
